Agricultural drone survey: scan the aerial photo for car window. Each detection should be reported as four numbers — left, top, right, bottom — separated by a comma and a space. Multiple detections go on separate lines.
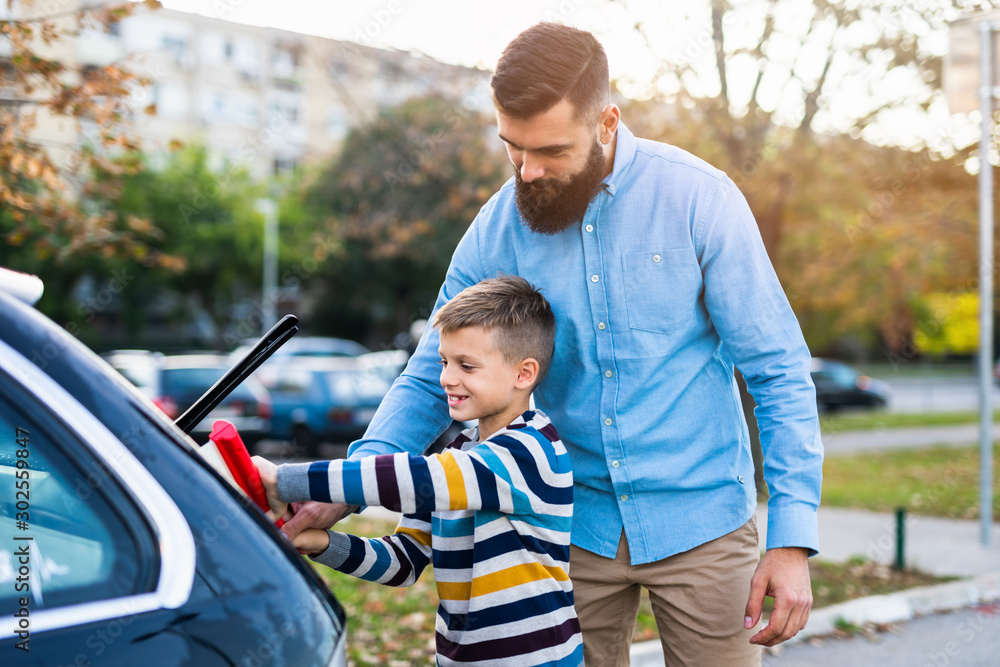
0, 381, 157, 614
162, 367, 224, 395
259, 368, 313, 395
325, 370, 390, 401
161, 367, 256, 399
113, 364, 157, 390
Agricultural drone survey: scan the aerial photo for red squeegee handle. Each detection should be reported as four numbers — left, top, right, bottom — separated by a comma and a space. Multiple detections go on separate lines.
209, 420, 285, 528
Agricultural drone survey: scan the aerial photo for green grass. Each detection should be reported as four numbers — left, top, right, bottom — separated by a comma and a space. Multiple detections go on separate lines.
310, 515, 958, 662
819, 409, 1000, 434
822, 444, 1000, 519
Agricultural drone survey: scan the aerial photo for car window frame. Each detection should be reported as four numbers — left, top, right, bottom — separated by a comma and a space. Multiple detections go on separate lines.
0, 340, 195, 639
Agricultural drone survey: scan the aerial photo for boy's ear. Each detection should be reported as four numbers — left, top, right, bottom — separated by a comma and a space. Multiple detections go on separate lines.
515, 358, 540, 389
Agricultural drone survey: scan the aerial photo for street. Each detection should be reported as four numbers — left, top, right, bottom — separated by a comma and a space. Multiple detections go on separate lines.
763, 603, 1000, 666
883, 374, 1000, 414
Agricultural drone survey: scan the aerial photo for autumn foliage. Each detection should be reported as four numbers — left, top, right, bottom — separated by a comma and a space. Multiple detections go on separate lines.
0, 0, 171, 264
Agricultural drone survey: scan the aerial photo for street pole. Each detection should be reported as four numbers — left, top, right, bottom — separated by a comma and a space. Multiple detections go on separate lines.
256, 198, 279, 335
978, 20, 995, 547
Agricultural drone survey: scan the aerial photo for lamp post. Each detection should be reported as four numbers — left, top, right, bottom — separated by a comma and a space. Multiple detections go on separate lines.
255, 198, 279, 335
977, 20, 995, 548
946, 12, 997, 546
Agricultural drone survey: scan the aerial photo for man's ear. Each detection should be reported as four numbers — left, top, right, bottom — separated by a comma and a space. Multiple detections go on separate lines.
515, 358, 540, 389
598, 104, 620, 145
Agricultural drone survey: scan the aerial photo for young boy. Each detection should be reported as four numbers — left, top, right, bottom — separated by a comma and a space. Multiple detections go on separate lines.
255, 276, 582, 667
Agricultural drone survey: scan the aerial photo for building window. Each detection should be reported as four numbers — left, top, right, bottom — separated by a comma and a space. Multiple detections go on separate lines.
272, 157, 298, 177
326, 106, 349, 140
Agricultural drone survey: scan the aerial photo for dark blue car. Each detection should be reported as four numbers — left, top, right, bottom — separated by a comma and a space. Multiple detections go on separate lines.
0, 271, 346, 665
256, 358, 391, 457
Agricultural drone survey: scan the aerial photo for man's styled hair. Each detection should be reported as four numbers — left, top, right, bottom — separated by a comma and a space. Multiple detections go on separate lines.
434, 275, 556, 385
491, 22, 609, 121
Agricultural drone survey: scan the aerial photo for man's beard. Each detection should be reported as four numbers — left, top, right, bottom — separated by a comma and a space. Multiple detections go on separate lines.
514, 140, 608, 235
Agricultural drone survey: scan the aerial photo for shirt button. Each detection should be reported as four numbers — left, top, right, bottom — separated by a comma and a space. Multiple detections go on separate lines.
653, 254, 661, 263
605, 418, 613, 426
598, 322, 606, 330
612, 460, 620, 468
738, 475, 746, 484
609, 184, 617, 194
585, 224, 594, 233
591, 274, 599, 283
605, 370, 613, 377
620, 494, 628, 502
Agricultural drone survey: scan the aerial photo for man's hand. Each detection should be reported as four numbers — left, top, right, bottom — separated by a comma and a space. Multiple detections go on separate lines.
744, 547, 812, 646
280, 501, 353, 541
251, 455, 288, 520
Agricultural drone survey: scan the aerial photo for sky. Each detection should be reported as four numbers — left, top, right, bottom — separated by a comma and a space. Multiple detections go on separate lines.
161, 0, 612, 71
160, 0, 983, 153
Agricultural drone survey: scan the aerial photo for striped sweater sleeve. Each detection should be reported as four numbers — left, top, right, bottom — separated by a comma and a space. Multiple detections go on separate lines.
312, 512, 433, 587
276, 427, 572, 515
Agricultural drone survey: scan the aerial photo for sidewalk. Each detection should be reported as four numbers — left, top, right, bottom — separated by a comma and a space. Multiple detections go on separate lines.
630, 505, 1000, 665
822, 422, 990, 455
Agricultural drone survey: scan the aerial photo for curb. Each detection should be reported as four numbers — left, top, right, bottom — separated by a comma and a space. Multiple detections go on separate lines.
628, 571, 1000, 666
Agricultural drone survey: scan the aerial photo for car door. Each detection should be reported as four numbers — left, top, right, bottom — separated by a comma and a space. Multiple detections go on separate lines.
0, 361, 207, 664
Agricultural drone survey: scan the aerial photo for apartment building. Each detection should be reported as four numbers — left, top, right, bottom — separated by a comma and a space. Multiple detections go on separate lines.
47, 4, 494, 179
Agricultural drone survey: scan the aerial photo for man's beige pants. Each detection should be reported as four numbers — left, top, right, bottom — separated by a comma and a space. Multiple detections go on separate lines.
569, 517, 762, 666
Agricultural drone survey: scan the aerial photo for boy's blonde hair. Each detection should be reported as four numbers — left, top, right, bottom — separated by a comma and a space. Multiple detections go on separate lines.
434, 275, 556, 385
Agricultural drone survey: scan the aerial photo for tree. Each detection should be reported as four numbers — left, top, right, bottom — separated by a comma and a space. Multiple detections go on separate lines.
607, 0, 993, 353
305, 94, 509, 344
602, 0, 993, 257
1, 144, 283, 350
0, 0, 165, 263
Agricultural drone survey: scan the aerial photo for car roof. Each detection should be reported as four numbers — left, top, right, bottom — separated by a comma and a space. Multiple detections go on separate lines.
231, 336, 369, 357
262, 356, 361, 372
0, 266, 44, 304
160, 354, 229, 369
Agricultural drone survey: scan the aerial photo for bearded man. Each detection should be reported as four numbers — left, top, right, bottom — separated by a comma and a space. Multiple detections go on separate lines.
285, 22, 823, 666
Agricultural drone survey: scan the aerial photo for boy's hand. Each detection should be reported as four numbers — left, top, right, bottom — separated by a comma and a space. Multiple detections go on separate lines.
251, 455, 288, 520
291, 528, 331, 556
281, 501, 353, 541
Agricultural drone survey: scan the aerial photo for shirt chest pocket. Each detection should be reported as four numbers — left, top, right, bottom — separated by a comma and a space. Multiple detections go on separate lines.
621, 248, 703, 334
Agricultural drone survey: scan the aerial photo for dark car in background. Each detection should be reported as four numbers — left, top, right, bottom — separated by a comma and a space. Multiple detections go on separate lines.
104, 351, 272, 446
357, 350, 473, 454
256, 357, 391, 456
0, 271, 346, 665
811, 357, 890, 411
228, 336, 370, 367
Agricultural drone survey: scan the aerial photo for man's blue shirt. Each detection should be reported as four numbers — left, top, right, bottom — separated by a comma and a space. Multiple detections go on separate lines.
350, 123, 824, 564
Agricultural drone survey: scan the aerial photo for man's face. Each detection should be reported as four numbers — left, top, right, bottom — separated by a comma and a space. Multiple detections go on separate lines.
497, 99, 610, 235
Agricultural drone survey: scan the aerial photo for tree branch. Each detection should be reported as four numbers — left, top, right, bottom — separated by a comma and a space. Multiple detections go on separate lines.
711, 0, 729, 110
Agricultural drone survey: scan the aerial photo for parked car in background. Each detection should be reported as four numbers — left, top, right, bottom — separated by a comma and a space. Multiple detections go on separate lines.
0, 271, 346, 664
256, 357, 391, 456
104, 351, 272, 446
357, 348, 410, 384
357, 349, 474, 454
811, 357, 890, 411
228, 336, 370, 369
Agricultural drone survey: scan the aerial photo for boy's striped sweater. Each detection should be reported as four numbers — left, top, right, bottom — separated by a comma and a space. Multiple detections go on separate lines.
277, 409, 583, 667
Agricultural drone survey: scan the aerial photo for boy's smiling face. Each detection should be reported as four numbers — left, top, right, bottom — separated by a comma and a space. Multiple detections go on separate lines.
438, 326, 536, 441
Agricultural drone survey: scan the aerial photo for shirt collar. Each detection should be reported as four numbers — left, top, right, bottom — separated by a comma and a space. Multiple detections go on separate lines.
602, 121, 637, 198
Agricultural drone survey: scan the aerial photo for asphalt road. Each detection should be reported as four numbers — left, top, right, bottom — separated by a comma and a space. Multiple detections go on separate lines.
884, 375, 1000, 414
762, 603, 1000, 667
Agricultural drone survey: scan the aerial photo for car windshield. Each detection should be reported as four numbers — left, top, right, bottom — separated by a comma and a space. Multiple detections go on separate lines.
162, 367, 255, 400
325, 370, 389, 401
814, 361, 860, 387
